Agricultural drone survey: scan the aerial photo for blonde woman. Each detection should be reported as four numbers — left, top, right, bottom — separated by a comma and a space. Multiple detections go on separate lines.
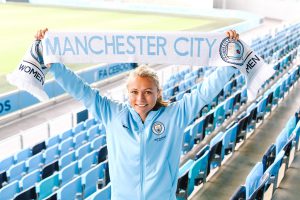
35, 29, 239, 200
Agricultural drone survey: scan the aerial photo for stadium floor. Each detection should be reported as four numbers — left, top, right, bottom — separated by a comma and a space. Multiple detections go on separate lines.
191, 78, 300, 200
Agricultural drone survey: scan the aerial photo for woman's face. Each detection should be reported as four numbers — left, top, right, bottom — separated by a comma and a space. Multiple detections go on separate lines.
127, 76, 159, 120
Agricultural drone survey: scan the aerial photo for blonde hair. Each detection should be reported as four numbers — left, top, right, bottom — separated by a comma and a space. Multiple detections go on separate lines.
127, 65, 168, 108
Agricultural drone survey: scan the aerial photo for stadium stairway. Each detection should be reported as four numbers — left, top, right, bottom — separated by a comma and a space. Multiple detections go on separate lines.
190, 71, 300, 200
272, 149, 300, 200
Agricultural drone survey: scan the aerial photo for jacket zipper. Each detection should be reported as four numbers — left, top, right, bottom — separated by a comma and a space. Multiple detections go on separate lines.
140, 127, 145, 200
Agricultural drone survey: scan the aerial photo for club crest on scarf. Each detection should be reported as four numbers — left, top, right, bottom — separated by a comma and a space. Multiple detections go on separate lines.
152, 121, 165, 136
219, 37, 246, 66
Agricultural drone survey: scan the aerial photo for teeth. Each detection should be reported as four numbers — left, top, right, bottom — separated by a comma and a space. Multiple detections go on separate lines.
137, 104, 147, 107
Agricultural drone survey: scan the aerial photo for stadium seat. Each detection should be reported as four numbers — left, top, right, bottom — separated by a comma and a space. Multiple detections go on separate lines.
203, 111, 215, 136
36, 173, 60, 200
73, 121, 85, 134
73, 131, 88, 149
7, 161, 27, 183
0, 155, 15, 172
246, 103, 257, 133
91, 135, 106, 150
187, 146, 209, 196
193, 117, 205, 144
44, 144, 59, 165
57, 176, 82, 200
97, 145, 108, 164
176, 159, 194, 200
79, 151, 97, 174
84, 118, 96, 130
0, 171, 8, 189
0, 180, 20, 200
76, 142, 91, 160
20, 169, 41, 190
230, 185, 246, 200
245, 162, 264, 198
41, 160, 59, 179
59, 129, 73, 141
265, 150, 285, 193
26, 152, 44, 173
213, 103, 225, 127
59, 137, 74, 156
59, 150, 76, 170
222, 125, 237, 163
87, 125, 101, 142
82, 160, 109, 199
86, 183, 111, 200
32, 141, 46, 155
224, 96, 235, 118
262, 144, 276, 172
208, 132, 224, 175
14, 147, 32, 163
14, 185, 37, 200
45, 135, 60, 148
59, 161, 79, 186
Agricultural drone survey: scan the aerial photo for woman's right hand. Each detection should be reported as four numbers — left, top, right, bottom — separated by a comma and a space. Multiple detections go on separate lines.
35, 28, 48, 40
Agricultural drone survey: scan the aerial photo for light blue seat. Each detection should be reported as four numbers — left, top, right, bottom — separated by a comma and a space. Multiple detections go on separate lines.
256, 96, 268, 122
182, 126, 193, 154
193, 117, 205, 144
187, 146, 209, 196
74, 131, 88, 149
57, 176, 82, 200
59, 137, 74, 156
59, 161, 79, 186
79, 151, 97, 174
43, 144, 59, 165
240, 88, 248, 104
14, 147, 32, 163
245, 162, 264, 199
265, 150, 285, 193
76, 142, 91, 160
82, 161, 109, 199
213, 103, 225, 127
87, 183, 111, 200
0, 155, 15, 172
223, 81, 232, 98
59, 129, 73, 141
7, 161, 27, 183
59, 150, 76, 170
73, 121, 85, 135
87, 125, 100, 142
26, 152, 44, 173
224, 96, 234, 118
36, 172, 60, 200
176, 159, 194, 200
45, 134, 60, 148
275, 128, 289, 155
91, 135, 106, 151
222, 124, 237, 160
20, 169, 41, 190
85, 118, 96, 130
0, 180, 20, 200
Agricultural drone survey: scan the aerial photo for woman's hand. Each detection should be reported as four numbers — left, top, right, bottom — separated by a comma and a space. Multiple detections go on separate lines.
226, 30, 239, 40
35, 28, 48, 40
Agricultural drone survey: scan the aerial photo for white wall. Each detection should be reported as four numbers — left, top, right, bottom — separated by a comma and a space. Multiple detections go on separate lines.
219, 0, 300, 21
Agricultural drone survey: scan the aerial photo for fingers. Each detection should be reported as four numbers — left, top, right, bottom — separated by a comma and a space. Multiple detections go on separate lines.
35, 28, 48, 40
226, 30, 239, 40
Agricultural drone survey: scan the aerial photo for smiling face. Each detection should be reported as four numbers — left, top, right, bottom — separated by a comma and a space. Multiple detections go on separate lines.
127, 75, 160, 121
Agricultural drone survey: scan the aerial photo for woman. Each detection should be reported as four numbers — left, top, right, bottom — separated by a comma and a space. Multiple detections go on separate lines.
36, 29, 239, 200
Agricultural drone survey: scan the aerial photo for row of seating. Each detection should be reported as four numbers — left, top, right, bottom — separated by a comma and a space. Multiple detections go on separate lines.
230, 110, 300, 200
175, 62, 300, 200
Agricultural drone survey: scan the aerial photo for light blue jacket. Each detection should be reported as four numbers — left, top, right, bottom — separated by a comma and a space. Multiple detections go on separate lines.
50, 63, 236, 200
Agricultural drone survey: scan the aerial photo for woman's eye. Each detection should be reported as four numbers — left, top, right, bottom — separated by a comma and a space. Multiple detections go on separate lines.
131, 91, 138, 95
145, 91, 152, 95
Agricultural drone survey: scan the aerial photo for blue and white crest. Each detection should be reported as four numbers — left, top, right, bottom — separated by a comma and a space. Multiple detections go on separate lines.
152, 121, 165, 135
219, 37, 245, 66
